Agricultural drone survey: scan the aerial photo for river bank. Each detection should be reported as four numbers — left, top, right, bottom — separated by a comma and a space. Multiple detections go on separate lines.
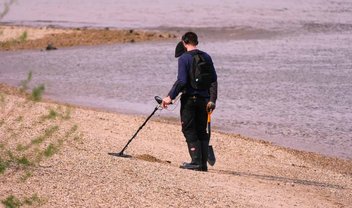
0, 25, 176, 51
0, 83, 351, 207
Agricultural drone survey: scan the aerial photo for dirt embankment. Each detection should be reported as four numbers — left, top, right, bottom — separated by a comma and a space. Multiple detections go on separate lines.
0, 83, 351, 207
0, 25, 176, 51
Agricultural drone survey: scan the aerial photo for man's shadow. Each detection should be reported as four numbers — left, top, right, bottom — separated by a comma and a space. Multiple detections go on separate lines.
212, 169, 345, 190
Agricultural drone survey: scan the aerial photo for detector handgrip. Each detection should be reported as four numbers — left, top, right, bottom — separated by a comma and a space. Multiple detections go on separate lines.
154, 96, 162, 104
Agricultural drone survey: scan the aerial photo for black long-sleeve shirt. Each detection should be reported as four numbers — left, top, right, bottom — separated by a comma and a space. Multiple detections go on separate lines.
168, 49, 218, 103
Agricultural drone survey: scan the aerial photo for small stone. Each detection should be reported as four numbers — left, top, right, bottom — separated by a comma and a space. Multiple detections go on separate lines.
46, 43, 57, 50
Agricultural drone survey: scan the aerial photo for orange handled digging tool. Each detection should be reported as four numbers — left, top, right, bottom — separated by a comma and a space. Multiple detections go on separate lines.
207, 111, 216, 166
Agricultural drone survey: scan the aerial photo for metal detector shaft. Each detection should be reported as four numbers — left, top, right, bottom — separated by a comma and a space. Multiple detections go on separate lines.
109, 96, 162, 157
118, 105, 159, 155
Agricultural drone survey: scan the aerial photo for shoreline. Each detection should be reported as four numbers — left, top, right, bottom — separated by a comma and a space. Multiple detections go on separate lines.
36, 95, 352, 162
0, 24, 177, 51
1, 82, 351, 170
1, 82, 351, 207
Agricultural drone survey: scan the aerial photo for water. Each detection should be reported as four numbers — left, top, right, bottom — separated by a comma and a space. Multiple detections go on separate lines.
1, 0, 352, 159
3, 0, 352, 30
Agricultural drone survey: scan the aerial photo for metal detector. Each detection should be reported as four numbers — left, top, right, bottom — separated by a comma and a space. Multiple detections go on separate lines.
108, 96, 163, 158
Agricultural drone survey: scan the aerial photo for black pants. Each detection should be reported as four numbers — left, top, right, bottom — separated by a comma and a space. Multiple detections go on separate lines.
180, 96, 209, 143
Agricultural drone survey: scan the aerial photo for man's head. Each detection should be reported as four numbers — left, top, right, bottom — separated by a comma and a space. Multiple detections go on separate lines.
182, 32, 198, 46
175, 32, 198, 57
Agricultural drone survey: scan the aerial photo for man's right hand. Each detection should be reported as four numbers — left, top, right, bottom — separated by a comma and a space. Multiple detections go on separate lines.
162, 96, 172, 109
206, 101, 216, 112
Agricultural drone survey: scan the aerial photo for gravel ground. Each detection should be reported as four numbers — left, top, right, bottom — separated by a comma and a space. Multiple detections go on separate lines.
0, 84, 351, 207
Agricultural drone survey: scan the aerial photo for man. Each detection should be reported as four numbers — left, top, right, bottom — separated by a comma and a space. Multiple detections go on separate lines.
162, 32, 218, 171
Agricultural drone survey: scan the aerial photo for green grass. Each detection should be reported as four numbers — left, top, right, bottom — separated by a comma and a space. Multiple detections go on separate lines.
16, 144, 27, 152
16, 156, 31, 166
23, 195, 36, 206
0, 152, 31, 174
1, 194, 44, 208
41, 107, 73, 121
23, 194, 44, 206
29, 84, 45, 102
65, 124, 78, 138
47, 109, 58, 119
0, 157, 8, 174
31, 125, 59, 145
41, 109, 58, 120
31, 137, 45, 145
1, 195, 21, 208
7, 150, 15, 161
20, 171, 32, 182
43, 144, 57, 157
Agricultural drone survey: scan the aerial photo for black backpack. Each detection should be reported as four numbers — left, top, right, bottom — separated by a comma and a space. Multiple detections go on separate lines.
189, 52, 213, 90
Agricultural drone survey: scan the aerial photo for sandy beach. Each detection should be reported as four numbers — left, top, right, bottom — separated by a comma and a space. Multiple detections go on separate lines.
0, 25, 176, 51
2, 0, 352, 205
0, 81, 351, 208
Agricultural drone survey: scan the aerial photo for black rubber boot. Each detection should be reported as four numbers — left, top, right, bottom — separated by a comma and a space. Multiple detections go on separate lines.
200, 140, 209, 172
180, 142, 202, 171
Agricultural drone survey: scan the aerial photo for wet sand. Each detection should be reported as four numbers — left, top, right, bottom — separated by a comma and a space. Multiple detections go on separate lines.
0, 25, 176, 51
1, 83, 351, 207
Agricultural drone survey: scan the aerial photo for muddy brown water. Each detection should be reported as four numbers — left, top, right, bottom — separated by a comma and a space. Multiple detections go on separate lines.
1, 0, 352, 159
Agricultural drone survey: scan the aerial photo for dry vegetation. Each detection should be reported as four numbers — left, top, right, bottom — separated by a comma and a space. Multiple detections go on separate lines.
0, 83, 82, 207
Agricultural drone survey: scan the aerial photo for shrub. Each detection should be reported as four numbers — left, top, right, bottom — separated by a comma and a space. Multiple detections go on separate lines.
30, 84, 45, 101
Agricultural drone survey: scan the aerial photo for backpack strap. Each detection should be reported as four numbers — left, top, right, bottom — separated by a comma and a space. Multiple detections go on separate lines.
194, 53, 201, 64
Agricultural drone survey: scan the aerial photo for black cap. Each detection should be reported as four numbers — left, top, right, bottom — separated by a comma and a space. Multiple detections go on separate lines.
175, 41, 186, 58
